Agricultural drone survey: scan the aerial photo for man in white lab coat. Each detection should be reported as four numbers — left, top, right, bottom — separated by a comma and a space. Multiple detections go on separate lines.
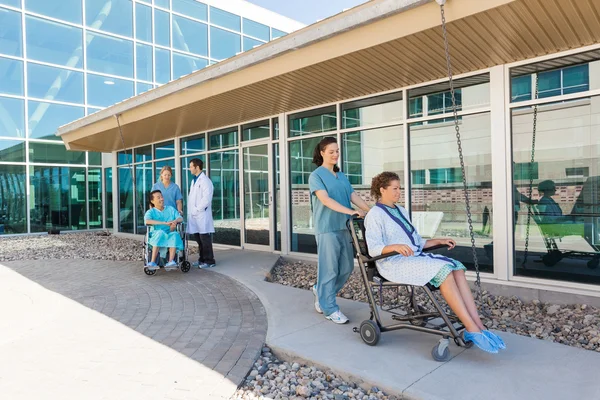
186, 158, 216, 268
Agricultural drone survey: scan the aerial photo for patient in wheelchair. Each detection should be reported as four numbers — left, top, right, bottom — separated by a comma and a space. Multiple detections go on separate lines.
364, 172, 505, 354
144, 189, 184, 268
536, 180, 585, 237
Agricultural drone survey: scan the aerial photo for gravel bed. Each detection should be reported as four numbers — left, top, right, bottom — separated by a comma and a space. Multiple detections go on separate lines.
269, 260, 600, 353
230, 346, 397, 400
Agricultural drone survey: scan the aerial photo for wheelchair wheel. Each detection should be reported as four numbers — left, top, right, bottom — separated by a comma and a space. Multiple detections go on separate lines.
359, 320, 381, 346
181, 261, 191, 273
454, 331, 474, 349
542, 251, 562, 267
409, 305, 428, 327
587, 258, 599, 270
431, 339, 451, 362
144, 267, 156, 276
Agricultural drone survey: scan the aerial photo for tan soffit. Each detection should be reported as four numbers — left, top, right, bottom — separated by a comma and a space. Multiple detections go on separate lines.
58, 0, 600, 152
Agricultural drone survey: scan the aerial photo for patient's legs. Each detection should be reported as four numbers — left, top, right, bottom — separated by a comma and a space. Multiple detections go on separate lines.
168, 247, 176, 262
452, 270, 485, 330
439, 272, 480, 332
151, 246, 159, 263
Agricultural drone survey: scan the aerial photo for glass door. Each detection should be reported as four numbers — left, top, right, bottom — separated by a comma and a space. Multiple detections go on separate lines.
242, 143, 272, 249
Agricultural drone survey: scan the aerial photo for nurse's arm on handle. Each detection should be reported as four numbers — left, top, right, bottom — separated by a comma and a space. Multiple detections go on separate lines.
350, 192, 371, 214
314, 190, 366, 218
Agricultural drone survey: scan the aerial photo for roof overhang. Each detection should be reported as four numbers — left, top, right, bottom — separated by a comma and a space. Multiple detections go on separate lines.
58, 0, 600, 152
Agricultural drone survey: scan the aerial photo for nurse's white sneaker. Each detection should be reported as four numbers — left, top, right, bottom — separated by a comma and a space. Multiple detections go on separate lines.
312, 285, 322, 314
326, 310, 349, 324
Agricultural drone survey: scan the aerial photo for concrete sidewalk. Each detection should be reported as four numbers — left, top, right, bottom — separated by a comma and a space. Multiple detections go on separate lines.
215, 249, 600, 400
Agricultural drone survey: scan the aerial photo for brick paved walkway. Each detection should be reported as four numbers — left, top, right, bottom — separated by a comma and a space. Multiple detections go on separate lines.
0, 259, 267, 400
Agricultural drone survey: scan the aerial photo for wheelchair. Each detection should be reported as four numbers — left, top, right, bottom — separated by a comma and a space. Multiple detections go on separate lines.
347, 216, 473, 362
142, 222, 191, 276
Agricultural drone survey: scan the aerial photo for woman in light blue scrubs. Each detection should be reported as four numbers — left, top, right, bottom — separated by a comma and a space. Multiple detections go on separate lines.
309, 137, 371, 324
151, 166, 184, 215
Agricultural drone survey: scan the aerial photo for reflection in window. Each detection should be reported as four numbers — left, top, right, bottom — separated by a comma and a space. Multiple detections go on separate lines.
0, 0, 20, 8
0, 139, 25, 162
29, 141, 86, 163
117, 150, 132, 165
173, 0, 207, 21
155, 47, 171, 84
136, 82, 152, 95
118, 166, 133, 233
243, 18, 269, 41
27, 63, 84, 104
136, 43, 153, 82
172, 15, 208, 56
0, 164, 26, 234
134, 145, 152, 163
85, 0, 132, 37
243, 36, 263, 51
210, 150, 241, 246
87, 32, 134, 78
210, 27, 240, 60
511, 63, 592, 102
272, 117, 279, 140
209, 128, 237, 150
135, 162, 152, 234
271, 28, 286, 39
89, 168, 102, 228
243, 144, 270, 246
173, 52, 207, 79
0, 8, 22, 57
289, 107, 336, 137
0, 96, 24, 137
274, 143, 281, 250
26, 0, 82, 24
135, 2, 152, 42
155, 0, 169, 9
155, 140, 174, 159
25, 16, 82, 66
28, 101, 84, 141
242, 121, 269, 141
29, 166, 87, 232
154, 8, 170, 47
342, 92, 403, 129
181, 133, 205, 155
341, 131, 362, 184
87, 74, 134, 107
210, 7, 240, 31
88, 152, 102, 165
104, 167, 113, 229
0, 56, 23, 95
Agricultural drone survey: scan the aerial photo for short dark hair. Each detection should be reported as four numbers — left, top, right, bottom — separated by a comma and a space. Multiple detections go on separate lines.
189, 158, 203, 170
312, 136, 339, 173
370, 171, 400, 201
149, 189, 162, 208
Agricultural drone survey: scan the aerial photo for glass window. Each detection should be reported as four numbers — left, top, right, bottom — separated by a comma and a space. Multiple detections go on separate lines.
243, 36, 263, 51
0, 139, 25, 161
172, 0, 207, 21
180, 154, 204, 213
342, 92, 403, 129
0, 57, 23, 96
117, 165, 133, 233
289, 106, 336, 137
512, 96, 600, 284
562, 64, 589, 94
409, 97, 423, 119
86, 106, 102, 115
243, 18, 269, 41
272, 117, 279, 140
0, 8, 22, 57
154, 8, 169, 47
172, 15, 208, 57
209, 149, 240, 246
242, 120, 269, 141
513, 162, 539, 181
274, 142, 281, 250
0, 96, 24, 138
85, 0, 132, 38
27, 63, 84, 104
154, 47, 171, 84
0, 0, 21, 8
89, 167, 102, 228
154, 0, 169, 9
26, 16, 82, 66
28, 101, 84, 141
243, 144, 269, 246
410, 112, 493, 273
511, 75, 531, 103
0, 164, 27, 235
29, 141, 86, 163
134, 145, 152, 163
135, 2, 152, 42
88, 151, 102, 165
117, 150, 132, 165
136, 43, 153, 82
173, 51, 207, 79
135, 162, 152, 234
26, 0, 82, 24
210, 7, 240, 31
271, 28, 286, 40
538, 70, 561, 99
104, 166, 113, 229
154, 140, 174, 159
136, 82, 152, 94
209, 128, 237, 150
87, 32, 133, 78
181, 133, 205, 155
210, 27, 240, 60
87, 73, 134, 107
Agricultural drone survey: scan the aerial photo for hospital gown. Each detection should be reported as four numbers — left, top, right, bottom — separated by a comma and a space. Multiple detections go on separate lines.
144, 206, 184, 258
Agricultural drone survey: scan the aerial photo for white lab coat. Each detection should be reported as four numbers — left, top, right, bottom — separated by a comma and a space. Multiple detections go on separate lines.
186, 172, 215, 234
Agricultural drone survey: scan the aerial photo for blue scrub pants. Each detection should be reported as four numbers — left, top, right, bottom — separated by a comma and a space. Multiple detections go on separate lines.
316, 229, 355, 316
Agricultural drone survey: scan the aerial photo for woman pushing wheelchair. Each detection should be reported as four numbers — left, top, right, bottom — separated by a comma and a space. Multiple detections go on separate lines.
364, 171, 505, 354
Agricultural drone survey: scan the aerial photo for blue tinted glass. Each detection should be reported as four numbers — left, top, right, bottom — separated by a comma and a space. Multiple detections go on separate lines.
0, 96, 24, 137
28, 101, 84, 140
172, 0, 207, 21
155, 140, 174, 159
27, 63, 84, 104
538, 70, 561, 98
25, 0, 82, 24
86, 73, 133, 107
243, 36, 263, 51
154, 9, 169, 47
136, 43, 152, 81
243, 18, 269, 41
172, 15, 208, 56
0, 0, 21, 7
136, 82, 152, 94
173, 52, 207, 79
86, 107, 102, 115
563, 64, 589, 92
210, 27, 240, 60
87, 32, 133, 78
210, 7, 240, 31
0, 8, 22, 57
26, 16, 82, 67
155, 47, 170, 84
271, 28, 286, 39
135, 3, 152, 42
0, 56, 23, 95
0, 139, 25, 162
85, 0, 132, 37
511, 75, 531, 102
155, 0, 169, 9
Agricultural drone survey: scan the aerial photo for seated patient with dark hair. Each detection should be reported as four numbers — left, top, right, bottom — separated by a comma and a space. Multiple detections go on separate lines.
364, 171, 505, 354
144, 189, 184, 270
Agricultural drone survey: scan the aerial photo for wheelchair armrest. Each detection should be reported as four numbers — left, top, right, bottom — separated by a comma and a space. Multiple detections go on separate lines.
423, 244, 450, 252
367, 251, 399, 263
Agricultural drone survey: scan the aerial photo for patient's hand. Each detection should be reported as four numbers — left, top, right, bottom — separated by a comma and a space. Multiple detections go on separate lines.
393, 244, 414, 257
437, 238, 456, 250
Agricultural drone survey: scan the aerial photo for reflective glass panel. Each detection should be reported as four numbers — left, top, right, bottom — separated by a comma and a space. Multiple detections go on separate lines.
272, 117, 278, 140
135, 2, 152, 42
118, 165, 133, 233
0, 164, 26, 234
26, 16, 82, 66
172, 0, 207, 21
87, 73, 134, 107
271, 28, 286, 39
210, 7, 240, 31
180, 154, 205, 214
210, 149, 241, 246
0, 57, 23, 95
289, 106, 336, 137
0, 8, 22, 57
342, 92, 403, 129
29, 166, 87, 232
243, 18, 269, 41
155, 0, 169, 9
136, 42, 153, 81
28, 101, 84, 141
242, 36, 262, 51
0, 96, 25, 138
154, 47, 170, 84
27, 63, 84, 104
89, 168, 102, 228
88, 151, 102, 165
243, 144, 269, 246
154, 140, 174, 159
172, 15, 208, 57
29, 141, 86, 163
154, 8, 169, 47
274, 143, 281, 250
173, 52, 207, 79
0, 139, 25, 162
134, 145, 152, 163
26, 0, 82, 24
85, 0, 132, 37
86, 107, 102, 115
0, 0, 20, 7
181, 133, 205, 155
135, 162, 152, 234
87, 32, 134, 78
242, 120, 269, 141
210, 27, 240, 60
104, 167, 113, 229
209, 128, 237, 150
136, 82, 152, 94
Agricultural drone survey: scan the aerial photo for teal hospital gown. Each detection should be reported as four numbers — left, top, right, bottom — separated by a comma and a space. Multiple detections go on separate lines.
144, 206, 184, 257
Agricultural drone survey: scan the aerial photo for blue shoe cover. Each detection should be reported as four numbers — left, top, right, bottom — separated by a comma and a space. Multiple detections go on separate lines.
483, 330, 506, 350
463, 331, 498, 354
147, 262, 158, 268
165, 260, 177, 267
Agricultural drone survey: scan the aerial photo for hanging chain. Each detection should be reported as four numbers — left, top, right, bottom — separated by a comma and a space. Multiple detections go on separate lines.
115, 114, 141, 227
522, 77, 539, 266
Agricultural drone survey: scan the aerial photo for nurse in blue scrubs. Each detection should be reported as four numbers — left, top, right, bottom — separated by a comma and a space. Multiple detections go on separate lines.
309, 136, 371, 324
151, 166, 184, 216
